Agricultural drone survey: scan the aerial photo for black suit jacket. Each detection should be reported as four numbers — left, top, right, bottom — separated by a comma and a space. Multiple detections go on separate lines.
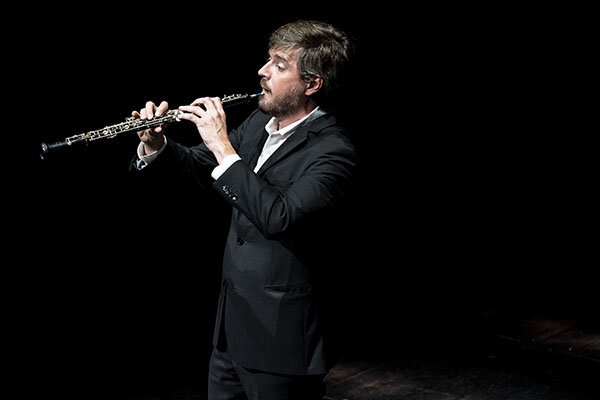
136, 109, 356, 375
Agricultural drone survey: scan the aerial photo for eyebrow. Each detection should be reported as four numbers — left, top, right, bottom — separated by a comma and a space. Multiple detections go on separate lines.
271, 52, 291, 66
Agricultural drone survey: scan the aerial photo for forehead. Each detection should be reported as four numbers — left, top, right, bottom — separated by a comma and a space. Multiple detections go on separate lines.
269, 47, 299, 64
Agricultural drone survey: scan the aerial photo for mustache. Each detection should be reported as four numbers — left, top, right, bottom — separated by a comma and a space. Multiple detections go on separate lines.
260, 78, 271, 92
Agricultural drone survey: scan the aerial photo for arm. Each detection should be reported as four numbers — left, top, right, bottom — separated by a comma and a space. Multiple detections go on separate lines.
213, 134, 356, 239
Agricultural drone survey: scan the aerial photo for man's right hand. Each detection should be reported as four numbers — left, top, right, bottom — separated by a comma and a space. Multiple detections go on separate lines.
132, 100, 169, 154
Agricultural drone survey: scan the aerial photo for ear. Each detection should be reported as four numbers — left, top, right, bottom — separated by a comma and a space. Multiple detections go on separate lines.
304, 74, 323, 96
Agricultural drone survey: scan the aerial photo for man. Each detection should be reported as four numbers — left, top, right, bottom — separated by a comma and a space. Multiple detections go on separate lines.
132, 20, 355, 400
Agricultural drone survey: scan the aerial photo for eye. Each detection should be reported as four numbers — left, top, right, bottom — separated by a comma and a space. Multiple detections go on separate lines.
265, 55, 285, 71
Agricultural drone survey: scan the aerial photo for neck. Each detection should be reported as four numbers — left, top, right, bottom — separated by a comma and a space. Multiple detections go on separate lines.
275, 98, 318, 130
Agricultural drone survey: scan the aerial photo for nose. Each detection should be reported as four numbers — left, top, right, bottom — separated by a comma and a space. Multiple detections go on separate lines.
258, 61, 269, 79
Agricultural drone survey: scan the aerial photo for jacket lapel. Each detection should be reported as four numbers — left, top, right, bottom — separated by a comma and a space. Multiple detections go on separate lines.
238, 129, 268, 171
256, 113, 337, 175
249, 131, 269, 171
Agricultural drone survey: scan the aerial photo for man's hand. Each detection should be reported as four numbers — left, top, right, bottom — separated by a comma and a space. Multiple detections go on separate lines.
132, 100, 169, 154
178, 97, 237, 164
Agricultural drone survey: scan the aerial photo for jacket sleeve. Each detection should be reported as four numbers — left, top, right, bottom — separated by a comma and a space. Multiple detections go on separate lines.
213, 134, 356, 239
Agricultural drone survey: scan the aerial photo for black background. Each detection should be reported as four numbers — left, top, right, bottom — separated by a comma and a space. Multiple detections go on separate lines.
9, 4, 594, 398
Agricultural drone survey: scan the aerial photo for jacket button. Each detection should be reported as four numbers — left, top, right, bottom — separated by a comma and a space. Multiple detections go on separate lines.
237, 237, 245, 246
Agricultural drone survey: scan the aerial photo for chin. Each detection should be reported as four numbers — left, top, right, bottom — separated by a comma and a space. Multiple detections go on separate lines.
258, 96, 274, 115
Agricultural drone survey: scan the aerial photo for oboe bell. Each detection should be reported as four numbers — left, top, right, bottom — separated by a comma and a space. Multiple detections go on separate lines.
39, 92, 264, 160
40, 136, 87, 160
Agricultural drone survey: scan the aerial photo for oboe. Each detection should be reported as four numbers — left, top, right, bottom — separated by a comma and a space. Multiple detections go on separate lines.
40, 92, 263, 159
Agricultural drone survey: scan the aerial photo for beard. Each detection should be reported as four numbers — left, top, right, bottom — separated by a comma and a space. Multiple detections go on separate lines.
258, 79, 306, 119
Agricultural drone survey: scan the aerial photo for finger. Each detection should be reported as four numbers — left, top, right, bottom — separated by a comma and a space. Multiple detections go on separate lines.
201, 97, 220, 113
156, 101, 169, 117
132, 110, 141, 118
202, 97, 216, 111
176, 110, 201, 125
191, 97, 209, 108
191, 97, 217, 114
213, 96, 225, 116
179, 104, 207, 118
145, 101, 156, 119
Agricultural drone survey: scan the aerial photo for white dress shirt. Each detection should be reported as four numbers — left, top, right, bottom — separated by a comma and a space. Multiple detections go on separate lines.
137, 107, 325, 180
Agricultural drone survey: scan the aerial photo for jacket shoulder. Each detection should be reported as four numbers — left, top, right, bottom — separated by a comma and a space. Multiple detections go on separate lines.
239, 109, 271, 131
309, 114, 355, 153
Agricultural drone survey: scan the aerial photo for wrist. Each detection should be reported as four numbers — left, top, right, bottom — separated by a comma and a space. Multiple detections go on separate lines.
211, 142, 237, 165
143, 136, 165, 155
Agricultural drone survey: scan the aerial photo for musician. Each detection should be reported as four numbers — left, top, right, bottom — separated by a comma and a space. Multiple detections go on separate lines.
132, 20, 355, 400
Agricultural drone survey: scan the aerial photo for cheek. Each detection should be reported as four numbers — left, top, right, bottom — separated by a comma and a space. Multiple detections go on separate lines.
272, 74, 303, 95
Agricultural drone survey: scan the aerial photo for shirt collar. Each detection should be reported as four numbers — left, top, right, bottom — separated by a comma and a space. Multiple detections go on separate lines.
264, 106, 325, 136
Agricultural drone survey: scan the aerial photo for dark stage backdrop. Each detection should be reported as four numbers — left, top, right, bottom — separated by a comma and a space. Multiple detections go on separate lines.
11, 4, 590, 398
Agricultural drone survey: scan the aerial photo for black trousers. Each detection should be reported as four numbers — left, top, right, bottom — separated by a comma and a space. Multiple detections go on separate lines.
207, 347, 326, 400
